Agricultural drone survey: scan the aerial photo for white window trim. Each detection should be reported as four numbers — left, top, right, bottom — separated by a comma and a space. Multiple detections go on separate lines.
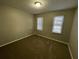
37, 17, 43, 31
52, 16, 64, 34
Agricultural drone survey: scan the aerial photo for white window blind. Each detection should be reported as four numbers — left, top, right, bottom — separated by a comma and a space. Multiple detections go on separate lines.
37, 17, 43, 31
52, 16, 64, 33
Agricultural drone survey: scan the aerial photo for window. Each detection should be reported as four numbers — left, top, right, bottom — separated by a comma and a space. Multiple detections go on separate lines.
37, 17, 43, 31
52, 16, 64, 33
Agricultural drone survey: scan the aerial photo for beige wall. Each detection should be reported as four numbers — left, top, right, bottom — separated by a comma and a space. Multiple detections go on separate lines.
0, 6, 34, 46
34, 9, 76, 43
69, 9, 78, 59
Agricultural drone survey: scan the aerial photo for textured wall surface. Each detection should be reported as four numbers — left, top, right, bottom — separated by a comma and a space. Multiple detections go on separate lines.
0, 6, 34, 46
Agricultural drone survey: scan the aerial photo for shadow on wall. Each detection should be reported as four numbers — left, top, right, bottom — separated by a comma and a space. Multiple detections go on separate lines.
69, 9, 78, 59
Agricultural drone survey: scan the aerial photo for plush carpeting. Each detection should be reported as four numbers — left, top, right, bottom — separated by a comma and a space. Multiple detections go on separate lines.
0, 35, 71, 59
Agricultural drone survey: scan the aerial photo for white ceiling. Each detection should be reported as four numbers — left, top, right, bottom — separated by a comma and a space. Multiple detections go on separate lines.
0, 0, 77, 14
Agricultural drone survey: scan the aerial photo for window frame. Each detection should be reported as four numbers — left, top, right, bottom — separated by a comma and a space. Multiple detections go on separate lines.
52, 16, 64, 34
37, 17, 43, 31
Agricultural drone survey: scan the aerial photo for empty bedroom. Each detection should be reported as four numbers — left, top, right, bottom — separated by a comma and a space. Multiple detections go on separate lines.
0, 0, 78, 59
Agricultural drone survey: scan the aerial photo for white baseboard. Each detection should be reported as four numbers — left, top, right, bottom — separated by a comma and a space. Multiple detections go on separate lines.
68, 44, 73, 59
0, 34, 33, 48
0, 33, 73, 59
36, 34, 68, 45
36, 34, 74, 59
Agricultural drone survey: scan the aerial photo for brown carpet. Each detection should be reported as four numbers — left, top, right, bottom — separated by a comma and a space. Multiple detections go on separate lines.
0, 35, 71, 59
